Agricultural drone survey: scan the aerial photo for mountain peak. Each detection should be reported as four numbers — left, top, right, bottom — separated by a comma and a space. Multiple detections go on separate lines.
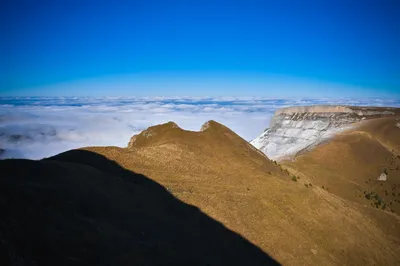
200, 120, 226, 131
128, 121, 181, 148
128, 120, 234, 148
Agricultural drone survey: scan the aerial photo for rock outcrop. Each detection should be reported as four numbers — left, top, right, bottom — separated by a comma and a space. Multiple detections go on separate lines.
251, 105, 396, 160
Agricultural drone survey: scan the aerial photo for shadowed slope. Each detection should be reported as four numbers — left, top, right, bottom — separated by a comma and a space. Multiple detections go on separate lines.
0, 150, 280, 266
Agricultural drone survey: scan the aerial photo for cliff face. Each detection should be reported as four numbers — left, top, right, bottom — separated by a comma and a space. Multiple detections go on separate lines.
251, 105, 396, 160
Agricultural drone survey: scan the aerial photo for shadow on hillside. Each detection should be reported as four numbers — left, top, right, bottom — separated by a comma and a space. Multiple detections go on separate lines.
0, 150, 280, 266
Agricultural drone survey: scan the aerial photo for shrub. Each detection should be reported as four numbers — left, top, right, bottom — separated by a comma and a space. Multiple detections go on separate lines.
377, 199, 382, 206
374, 194, 380, 201
383, 168, 388, 175
304, 183, 309, 188
292, 176, 297, 182
309, 183, 312, 187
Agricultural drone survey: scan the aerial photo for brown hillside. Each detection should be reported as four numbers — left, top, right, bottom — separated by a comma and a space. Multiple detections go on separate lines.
1, 120, 400, 265
284, 115, 400, 214
79, 121, 400, 265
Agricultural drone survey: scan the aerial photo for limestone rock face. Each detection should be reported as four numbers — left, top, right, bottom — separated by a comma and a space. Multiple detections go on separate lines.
251, 105, 395, 160
200, 121, 212, 131
377, 173, 387, 181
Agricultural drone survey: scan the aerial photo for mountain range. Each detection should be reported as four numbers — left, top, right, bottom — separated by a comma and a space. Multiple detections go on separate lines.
1, 106, 400, 265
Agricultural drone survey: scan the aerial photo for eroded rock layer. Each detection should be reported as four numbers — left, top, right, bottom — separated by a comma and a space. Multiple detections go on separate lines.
251, 105, 397, 160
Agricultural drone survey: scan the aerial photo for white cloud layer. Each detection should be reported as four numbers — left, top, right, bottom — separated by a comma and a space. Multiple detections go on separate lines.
1, 96, 399, 159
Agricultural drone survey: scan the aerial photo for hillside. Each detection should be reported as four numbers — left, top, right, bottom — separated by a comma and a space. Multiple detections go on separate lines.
1, 120, 400, 265
283, 114, 400, 214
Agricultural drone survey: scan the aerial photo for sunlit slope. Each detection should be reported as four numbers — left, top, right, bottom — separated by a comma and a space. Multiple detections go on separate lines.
284, 115, 400, 214
76, 120, 400, 265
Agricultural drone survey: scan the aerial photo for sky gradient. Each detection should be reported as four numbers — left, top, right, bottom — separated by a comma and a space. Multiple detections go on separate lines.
1, 0, 399, 97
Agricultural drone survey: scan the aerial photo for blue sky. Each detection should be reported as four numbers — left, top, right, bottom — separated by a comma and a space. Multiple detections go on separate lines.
1, 0, 399, 97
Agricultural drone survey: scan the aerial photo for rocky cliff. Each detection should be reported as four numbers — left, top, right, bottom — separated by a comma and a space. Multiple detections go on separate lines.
251, 105, 396, 160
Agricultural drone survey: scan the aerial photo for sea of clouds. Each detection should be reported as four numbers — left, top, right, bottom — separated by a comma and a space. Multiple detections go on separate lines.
1, 96, 399, 159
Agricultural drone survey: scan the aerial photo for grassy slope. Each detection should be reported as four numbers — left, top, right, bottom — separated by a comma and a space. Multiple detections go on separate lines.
1, 120, 399, 265
284, 115, 400, 213
83, 120, 400, 265
283, 114, 400, 264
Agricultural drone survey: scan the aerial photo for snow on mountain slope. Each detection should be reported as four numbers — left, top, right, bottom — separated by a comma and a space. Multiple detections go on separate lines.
250, 105, 397, 160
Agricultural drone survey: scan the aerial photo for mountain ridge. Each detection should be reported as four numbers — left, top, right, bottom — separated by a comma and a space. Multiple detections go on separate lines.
2, 115, 400, 265
251, 105, 400, 160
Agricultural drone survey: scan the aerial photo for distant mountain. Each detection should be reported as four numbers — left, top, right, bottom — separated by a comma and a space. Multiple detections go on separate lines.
1, 119, 400, 265
251, 105, 399, 160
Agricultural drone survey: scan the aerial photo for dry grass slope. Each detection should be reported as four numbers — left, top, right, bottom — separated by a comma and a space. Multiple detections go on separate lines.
284, 115, 400, 214
84, 120, 400, 265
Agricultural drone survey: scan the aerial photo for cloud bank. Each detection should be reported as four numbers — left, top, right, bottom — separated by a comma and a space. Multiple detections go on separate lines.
1, 96, 399, 159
